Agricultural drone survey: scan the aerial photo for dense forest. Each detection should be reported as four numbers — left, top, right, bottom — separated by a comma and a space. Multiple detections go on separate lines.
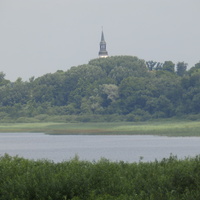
0, 55, 200, 122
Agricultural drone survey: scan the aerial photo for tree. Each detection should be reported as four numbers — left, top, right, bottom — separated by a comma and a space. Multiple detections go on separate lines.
89, 56, 148, 76
176, 62, 187, 76
0, 72, 10, 86
99, 84, 119, 107
146, 61, 163, 71
146, 61, 157, 71
155, 62, 163, 70
188, 62, 200, 75
118, 77, 156, 114
163, 61, 175, 73
109, 66, 133, 84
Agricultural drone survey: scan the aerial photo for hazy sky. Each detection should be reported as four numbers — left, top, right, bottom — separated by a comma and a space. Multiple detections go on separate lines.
0, 0, 200, 81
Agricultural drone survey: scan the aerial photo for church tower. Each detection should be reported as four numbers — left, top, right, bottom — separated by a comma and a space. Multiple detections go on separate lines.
98, 30, 108, 58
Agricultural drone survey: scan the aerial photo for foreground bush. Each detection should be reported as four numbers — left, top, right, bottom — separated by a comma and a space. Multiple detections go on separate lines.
0, 154, 200, 199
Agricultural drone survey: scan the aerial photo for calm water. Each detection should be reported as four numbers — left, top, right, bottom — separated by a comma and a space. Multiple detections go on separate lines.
0, 133, 200, 162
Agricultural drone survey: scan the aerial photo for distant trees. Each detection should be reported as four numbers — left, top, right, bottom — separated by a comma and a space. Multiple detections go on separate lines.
89, 56, 148, 79
0, 56, 200, 121
146, 61, 163, 71
176, 62, 187, 76
146, 60, 188, 76
0, 72, 10, 86
162, 61, 175, 73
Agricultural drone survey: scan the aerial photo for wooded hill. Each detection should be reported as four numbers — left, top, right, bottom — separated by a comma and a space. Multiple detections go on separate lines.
0, 56, 200, 122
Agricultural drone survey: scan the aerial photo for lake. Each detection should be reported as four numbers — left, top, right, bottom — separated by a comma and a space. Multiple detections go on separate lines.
0, 133, 200, 162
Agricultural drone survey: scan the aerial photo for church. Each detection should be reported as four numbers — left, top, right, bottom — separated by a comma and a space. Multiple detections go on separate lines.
98, 30, 108, 58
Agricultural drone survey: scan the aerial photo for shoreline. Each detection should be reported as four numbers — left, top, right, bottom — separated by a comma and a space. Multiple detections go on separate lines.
0, 120, 200, 136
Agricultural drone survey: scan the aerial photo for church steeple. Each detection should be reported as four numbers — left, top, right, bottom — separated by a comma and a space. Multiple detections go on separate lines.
101, 31, 105, 42
98, 29, 108, 58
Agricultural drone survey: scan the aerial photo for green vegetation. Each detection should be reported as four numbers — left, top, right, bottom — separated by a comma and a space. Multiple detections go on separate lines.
0, 120, 200, 136
0, 56, 200, 122
1, 154, 200, 200
1, 56, 200, 199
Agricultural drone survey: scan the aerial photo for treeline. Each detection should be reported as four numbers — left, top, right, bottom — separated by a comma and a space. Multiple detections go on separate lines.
0, 55, 200, 122
1, 154, 200, 200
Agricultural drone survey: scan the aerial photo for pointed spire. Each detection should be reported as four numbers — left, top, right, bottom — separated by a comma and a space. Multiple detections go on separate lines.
98, 28, 108, 58
101, 30, 105, 42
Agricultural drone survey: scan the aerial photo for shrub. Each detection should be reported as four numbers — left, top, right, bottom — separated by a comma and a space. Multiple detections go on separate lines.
1, 154, 200, 199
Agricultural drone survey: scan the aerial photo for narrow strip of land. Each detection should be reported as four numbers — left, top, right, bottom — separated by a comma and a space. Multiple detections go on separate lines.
0, 120, 200, 136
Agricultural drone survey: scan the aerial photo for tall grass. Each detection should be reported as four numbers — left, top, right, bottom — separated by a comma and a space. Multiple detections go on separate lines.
0, 120, 200, 136
0, 154, 200, 199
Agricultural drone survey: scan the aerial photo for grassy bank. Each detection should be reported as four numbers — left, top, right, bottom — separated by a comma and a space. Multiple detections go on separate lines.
0, 120, 200, 136
1, 154, 200, 200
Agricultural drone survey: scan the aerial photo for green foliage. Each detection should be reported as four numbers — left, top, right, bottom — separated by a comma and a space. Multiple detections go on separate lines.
146, 60, 163, 71
89, 56, 147, 77
0, 56, 200, 121
176, 62, 188, 76
1, 154, 200, 199
162, 61, 175, 73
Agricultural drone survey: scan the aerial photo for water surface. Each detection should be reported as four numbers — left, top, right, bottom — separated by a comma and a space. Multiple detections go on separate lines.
0, 133, 200, 162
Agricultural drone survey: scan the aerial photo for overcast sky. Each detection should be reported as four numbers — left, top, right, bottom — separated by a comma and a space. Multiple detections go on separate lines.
0, 0, 200, 81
